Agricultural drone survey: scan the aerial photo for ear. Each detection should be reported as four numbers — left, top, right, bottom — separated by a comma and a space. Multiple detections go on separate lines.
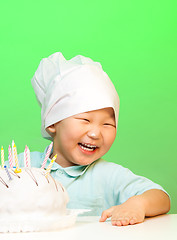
46, 124, 56, 137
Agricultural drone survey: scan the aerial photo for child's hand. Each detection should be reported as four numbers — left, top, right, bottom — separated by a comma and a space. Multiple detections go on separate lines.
100, 189, 170, 226
99, 195, 145, 226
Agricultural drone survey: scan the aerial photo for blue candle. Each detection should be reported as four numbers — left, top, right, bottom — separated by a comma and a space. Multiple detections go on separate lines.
4, 166, 12, 180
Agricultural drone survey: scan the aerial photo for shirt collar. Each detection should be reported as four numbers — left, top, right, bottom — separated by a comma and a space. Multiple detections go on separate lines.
42, 145, 90, 178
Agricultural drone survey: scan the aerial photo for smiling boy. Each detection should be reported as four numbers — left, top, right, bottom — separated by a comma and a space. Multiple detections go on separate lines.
47, 108, 116, 167
29, 52, 170, 226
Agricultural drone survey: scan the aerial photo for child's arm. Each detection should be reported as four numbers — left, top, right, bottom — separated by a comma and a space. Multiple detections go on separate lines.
99, 189, 170, 226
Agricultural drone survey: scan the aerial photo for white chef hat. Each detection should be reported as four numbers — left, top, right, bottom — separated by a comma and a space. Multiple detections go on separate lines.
31, 52, 120, 140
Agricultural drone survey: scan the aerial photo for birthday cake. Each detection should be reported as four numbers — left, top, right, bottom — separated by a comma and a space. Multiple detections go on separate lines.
0, 142, 77, 233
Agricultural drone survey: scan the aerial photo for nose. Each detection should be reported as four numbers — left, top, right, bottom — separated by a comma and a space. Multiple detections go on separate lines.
87, 127, 101, 139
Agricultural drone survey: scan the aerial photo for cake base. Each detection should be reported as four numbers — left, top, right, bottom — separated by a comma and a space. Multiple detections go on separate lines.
0, 210, 80, 233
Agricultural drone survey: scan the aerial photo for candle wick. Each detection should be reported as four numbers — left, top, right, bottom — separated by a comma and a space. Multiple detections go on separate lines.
0, 176, 9, 188
25, 168, 38, 186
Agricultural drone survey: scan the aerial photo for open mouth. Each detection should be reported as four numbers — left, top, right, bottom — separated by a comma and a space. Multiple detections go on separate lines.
78, 143, 97, 152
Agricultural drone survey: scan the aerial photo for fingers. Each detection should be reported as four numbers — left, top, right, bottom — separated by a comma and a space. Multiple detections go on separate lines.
129, 218, 137, 225
111, 217, 138, 226
99, 205, 145, 226
99, 207, 114, 222
100, 211, 138, 226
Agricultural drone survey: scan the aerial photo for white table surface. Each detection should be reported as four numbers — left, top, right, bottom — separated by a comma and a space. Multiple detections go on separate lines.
1, 214, 177, 240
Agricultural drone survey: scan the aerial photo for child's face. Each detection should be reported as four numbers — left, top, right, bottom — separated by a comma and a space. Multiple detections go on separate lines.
48, 107, 116, 167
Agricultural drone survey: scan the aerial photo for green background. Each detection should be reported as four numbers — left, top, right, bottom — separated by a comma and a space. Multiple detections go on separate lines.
0, 1, 176, 213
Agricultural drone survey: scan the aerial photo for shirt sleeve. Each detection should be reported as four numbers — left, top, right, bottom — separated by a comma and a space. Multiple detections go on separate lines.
102, 161, 168, 206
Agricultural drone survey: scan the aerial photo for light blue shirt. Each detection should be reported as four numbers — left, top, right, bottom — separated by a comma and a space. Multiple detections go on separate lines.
11, 146, 167, 216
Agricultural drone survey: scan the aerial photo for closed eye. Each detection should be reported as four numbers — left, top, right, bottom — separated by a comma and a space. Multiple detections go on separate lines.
82, 119, 90, 122
75, 118, 90, 122
104, 123, 116, 127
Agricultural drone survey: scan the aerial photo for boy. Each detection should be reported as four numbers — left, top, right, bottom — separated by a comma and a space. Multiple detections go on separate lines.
29, 52, 170, 226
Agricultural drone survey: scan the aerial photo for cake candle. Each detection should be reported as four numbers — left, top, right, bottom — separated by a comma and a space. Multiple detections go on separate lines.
41, 142, 53, 169
24, 146, 31, 168
45, 154, 57, 177
8, 145, 13, 168
24, 145, 29, 167
26, 146, 31, 168
13, 144, 21, 173
1, 146, 4, 168
4, 166, 12, 180
12, 140, 15, 166
24, 146, 27, 167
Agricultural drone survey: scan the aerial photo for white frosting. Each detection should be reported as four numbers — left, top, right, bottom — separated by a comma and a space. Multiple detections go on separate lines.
0, 167, 69, 232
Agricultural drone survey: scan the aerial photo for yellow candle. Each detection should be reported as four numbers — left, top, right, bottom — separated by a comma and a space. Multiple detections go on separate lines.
1, 146, 4, 168
45, 154, 57, 177
13, 144, 21, 173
